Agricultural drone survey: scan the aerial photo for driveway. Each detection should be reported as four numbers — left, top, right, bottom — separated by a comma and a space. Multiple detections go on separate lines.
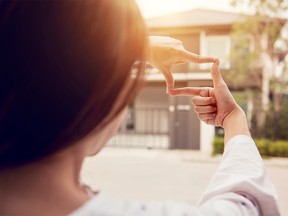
81, 148, 288, 215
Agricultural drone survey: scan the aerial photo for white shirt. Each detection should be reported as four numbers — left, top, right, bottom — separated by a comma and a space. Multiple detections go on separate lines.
70, 135, 280, 216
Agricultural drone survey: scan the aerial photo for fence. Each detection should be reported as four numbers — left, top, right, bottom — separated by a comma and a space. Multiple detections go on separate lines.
107, 107, 170, 149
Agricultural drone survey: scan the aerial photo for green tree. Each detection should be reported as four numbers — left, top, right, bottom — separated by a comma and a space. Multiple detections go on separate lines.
229, 0, 288, 131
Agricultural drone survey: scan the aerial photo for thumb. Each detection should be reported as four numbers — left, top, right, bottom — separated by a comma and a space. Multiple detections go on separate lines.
211, 61, 225, 87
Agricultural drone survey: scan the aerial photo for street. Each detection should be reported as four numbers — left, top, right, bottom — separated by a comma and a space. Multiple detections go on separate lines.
81, 148, 288, 215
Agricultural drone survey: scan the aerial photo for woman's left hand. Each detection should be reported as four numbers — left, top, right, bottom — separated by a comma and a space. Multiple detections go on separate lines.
148, 36, 217, 95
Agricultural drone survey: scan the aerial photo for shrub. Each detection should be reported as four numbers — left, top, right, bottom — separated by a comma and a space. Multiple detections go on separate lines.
212, 136, 288, 158
212, 136, 224, 155
254, 139, 270, 156
269, 141, 288, 157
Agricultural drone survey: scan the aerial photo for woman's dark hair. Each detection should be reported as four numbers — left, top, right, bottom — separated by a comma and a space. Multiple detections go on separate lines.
0, 0, 147, 169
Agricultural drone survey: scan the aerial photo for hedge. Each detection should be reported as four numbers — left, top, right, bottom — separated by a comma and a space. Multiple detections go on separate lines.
212, 137, 225, 156
212, 136, 288, 158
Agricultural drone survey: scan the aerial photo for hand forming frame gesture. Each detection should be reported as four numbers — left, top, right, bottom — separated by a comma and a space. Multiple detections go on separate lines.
148, 36, 218, 95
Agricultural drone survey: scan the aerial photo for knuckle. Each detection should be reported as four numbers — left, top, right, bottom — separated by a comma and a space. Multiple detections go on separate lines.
199, 89, 209, 97
198, 113, 206, 119
174, 38, 183, 45
191, 97, 198, 104
168, 89, 175, 96
195, 55, 201, 63
207, 106, 213, 112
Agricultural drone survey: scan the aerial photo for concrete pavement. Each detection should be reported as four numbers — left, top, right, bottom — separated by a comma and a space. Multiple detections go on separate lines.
81, 147, 288, 215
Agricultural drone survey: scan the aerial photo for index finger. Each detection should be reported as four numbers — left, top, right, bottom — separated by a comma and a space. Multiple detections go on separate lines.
182, 51, 217, 64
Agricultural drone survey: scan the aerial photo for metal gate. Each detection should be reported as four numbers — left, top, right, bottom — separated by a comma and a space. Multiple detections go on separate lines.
107, 107, 170, 149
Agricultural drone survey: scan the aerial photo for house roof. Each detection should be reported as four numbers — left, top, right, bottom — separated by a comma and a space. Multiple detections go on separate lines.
146, 8, 242, 28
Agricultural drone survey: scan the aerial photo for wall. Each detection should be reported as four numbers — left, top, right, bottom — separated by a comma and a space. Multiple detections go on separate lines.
135, 86, 168, 108
200, 122, 215, 153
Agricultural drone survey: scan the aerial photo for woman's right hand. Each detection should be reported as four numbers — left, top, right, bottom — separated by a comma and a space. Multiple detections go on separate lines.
192, 61, 240, 127
191, 62, 250, 142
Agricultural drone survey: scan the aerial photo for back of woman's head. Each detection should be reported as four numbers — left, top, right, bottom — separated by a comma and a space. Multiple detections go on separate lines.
0, 0, 147, 169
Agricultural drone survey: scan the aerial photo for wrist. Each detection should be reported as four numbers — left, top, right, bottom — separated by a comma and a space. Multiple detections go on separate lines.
222, 107, 245, 129
222, 107, 251, 143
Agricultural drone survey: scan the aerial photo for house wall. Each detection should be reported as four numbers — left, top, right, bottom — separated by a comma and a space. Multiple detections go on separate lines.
135, 86, 168, 108
171, 34, 201, 73
200, 122, 215, 153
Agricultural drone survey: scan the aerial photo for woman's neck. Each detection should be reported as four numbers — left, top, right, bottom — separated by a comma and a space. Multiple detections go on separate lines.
0, 149, 89, 216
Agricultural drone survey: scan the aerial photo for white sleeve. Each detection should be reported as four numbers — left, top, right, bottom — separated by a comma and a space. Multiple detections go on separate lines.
70, 191, 259, 216
70, 191, 262, 216
71, 135, 280, 216
199, 135, 280, 216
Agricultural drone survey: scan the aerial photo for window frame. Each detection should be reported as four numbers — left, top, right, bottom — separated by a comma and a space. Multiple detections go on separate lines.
200, 33, 231, 70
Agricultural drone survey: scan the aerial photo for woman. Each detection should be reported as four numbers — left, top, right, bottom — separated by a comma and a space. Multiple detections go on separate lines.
0, 1, 146, 215
0, 0, 279, 215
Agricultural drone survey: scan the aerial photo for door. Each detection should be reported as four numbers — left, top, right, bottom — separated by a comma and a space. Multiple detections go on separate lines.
169, 96, 200, 149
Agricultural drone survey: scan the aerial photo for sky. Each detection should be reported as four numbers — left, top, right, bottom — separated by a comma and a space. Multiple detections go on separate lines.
135, 0, 239, 18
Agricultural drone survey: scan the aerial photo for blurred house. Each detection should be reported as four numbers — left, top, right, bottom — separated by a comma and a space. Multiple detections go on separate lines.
109, 8, 261, 152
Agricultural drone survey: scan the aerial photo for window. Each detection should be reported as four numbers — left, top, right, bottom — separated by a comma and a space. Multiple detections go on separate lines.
200, 35, 231, 69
